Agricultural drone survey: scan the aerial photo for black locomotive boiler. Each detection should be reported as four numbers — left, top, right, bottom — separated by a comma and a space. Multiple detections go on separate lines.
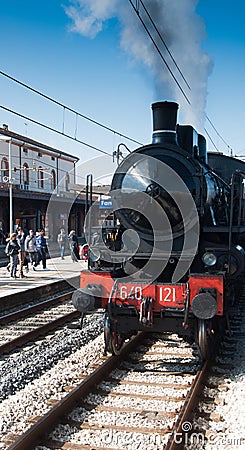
72, 101, 245, 359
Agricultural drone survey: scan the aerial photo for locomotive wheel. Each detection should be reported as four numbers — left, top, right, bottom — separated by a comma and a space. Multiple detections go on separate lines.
197, 319, 212, 360
79, 313, 84, 329
104, 314, 113, 354
103, 314, 124, 355
110, 332, 124, 356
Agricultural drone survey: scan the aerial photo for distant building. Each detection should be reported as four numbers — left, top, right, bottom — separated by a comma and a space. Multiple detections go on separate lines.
0, 126, 85, 239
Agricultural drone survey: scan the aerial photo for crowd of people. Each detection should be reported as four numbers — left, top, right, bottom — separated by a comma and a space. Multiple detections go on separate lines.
5, 227, 49, 279
4, 227, 88, 279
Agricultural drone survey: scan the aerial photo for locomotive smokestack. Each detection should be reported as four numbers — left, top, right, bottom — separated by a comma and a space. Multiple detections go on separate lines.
152, 101, 179, 145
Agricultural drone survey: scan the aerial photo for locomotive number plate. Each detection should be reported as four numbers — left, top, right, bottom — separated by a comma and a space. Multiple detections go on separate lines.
158, 285, 187, 305
119, 285, 143, 301
160, 287, 177, 302
117, 283, 186, 305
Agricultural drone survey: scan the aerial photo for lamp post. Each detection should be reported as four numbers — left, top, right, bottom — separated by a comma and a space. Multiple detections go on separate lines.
0, 136, 13, 234
8, 139, 13, 234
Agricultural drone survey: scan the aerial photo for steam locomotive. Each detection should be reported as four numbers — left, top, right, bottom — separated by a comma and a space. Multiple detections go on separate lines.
72, 101, 245, 359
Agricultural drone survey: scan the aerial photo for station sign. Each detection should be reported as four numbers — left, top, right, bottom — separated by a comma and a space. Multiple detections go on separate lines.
99, 199, 112, 209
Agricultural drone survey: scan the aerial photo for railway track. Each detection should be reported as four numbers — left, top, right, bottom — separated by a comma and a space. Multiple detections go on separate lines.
5, 333, 208, 450
0, 291, 79, 354
2, 289, 244, 449
183, 289, 245, 449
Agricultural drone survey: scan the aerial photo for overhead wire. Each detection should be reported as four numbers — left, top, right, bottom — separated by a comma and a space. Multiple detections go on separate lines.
204, 128, 219, 152
138, 0, 191, 90
0, 104, 112, 156
0, 151, 72, 175
0, 8, 234, 157
205, 114, 233, 155
129, 0, 234, 155
127, 0, 191, 105
0, 70, 143, 147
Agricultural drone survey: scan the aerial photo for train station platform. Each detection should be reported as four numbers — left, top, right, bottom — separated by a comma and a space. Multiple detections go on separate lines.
0, 256, 86, 309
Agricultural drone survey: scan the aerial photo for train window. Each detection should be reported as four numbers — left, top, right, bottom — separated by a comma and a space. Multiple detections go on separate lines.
38, 167, 44, 189
1, 157, 9, 179
51, 169, 56, 190
23, 163, 29, 185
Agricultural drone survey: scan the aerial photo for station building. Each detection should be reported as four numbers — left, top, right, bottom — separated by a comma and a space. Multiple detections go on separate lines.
0, 125, 86, 241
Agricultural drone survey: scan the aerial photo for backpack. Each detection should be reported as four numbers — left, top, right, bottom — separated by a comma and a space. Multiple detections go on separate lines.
5, 243, 14, 256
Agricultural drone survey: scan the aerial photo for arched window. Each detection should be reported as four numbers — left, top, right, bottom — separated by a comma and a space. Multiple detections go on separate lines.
1, 157, 9, 180
23, 163, 29, 185
51, 169, 56, 190
38, 166, 44, 189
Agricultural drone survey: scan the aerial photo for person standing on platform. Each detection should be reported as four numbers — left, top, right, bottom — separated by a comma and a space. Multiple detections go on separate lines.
34, 229, 48, 270
5, 234, 11, 273
0, 229, 4, 245
68, 230, 79, 262
5, 233, 20, 279
17, 227, 26, 278
25, 229, 37, 268
57, 228, 67, 259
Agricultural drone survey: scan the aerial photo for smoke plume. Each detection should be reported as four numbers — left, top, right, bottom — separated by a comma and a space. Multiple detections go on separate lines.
64, 0, 213, 130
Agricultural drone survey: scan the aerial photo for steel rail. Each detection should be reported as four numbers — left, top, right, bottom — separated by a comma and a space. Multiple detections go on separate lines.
0, 309, 80, 354
165, 360, 209, 450
0, 290, 74, 325
7, 333, 145, 450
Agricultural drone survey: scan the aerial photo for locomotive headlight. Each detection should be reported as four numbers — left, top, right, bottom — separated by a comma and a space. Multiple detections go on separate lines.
202, 252, 217, 267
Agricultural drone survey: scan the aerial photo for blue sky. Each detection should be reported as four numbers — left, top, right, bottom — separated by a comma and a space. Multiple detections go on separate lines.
0, 0, 244, 164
